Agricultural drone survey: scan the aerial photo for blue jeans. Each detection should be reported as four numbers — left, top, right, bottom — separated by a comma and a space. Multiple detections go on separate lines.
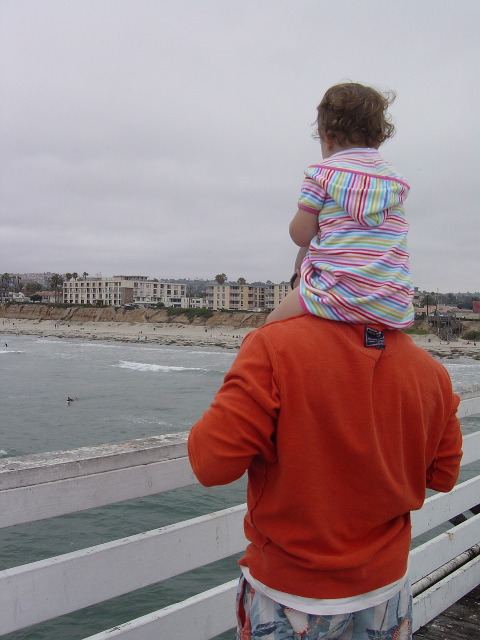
236, 575, 412, 640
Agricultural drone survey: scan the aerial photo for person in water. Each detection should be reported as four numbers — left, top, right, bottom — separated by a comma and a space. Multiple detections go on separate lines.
268, 82, 414, 329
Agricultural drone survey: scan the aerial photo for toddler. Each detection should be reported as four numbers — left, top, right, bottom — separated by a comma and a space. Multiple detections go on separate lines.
268, 82, 414, 328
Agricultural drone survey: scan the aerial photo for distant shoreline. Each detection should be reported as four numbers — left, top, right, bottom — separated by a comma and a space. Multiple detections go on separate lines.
1, 315, 480, 359
0, 317, 251, 350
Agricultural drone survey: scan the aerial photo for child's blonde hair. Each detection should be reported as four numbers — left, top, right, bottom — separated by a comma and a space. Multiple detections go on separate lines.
316, 82, 396, 148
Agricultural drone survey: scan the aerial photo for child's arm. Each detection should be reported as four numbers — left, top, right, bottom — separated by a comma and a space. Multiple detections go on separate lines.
289, 209, 319, 247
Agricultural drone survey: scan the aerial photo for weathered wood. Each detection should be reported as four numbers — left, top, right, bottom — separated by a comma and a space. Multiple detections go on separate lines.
413, 585, 480, 638
461, 431, 480, 465
412, 555, 480, 631
410, 515, 480, 585
456, 392, 480, 419
0, 505, 246, 635
83, 580, 238, 640
0, 457, 197, 528
0, 433, 189, 489
411, 475, 480, 537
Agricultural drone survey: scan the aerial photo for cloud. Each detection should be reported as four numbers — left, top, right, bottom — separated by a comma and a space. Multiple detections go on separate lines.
1, 0, 479, 291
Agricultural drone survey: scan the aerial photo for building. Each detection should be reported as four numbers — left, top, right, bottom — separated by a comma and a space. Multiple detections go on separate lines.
206, 282, 290, 311
36, 291, 57, 304
62, 276, 196, 308
131, 280, 187, 307
63, 276, 135, 306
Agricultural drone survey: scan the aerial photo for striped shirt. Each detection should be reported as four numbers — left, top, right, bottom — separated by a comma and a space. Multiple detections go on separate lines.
298, 148, 414, 328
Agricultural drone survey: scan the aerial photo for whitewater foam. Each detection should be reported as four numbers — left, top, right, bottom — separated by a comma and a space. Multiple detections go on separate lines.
115, 360, 208, 373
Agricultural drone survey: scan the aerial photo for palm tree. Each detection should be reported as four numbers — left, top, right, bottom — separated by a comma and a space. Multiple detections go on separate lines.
1, 273, 11, 302
237, 277, 246, 285
215, 273, 227, 284
82, 272, 89, 280
49, 274, 64, 303
72, 272, 79, 280
65, 273, 73, 281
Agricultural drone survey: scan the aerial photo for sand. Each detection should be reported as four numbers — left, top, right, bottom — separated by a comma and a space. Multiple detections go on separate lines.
0, 317, 250, 350
1, 317, 480, 359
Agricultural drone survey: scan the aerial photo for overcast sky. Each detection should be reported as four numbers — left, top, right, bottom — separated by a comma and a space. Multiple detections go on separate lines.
1, 0, 478, 292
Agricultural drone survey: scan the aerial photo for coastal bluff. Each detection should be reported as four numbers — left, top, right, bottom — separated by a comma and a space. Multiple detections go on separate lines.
2, 303, 480, 357
0, 303, 267, 329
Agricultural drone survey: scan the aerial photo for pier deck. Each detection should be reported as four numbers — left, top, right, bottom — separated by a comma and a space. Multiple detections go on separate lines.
414, 585, 479, 639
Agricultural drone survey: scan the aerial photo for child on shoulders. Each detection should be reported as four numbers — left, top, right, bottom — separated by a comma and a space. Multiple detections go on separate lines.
268, 82, 414, 329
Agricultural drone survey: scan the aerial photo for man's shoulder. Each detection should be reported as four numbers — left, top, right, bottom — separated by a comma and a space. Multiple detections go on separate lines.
253, 319, 448, 371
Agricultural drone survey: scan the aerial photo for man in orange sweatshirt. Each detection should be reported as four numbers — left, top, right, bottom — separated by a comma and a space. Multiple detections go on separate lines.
188, 316, 462, 639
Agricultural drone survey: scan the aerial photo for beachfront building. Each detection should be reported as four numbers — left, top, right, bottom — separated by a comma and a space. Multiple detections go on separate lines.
206, 282, 290, 311
63, 276, 135, 306
132, 280, 188, 307
36, 291, 57, 303
62, 276, 203, 308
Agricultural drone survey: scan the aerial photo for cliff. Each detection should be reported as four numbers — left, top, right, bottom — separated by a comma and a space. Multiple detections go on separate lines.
0, 304, 267, 329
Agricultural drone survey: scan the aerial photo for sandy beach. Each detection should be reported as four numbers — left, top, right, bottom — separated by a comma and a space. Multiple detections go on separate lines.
1, 316, 480, 359
0, 317, 251, 350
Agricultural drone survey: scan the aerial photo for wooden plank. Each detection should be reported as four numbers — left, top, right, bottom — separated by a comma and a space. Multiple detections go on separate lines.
410, 515, 480, 584
461, 431, 480, 466
0, 390, 476, 493
457, 395, 480, 419
412, 555, 480, 631
413, 586, 480, 639
2, 430, 477, 530
83, 561, 480, 639
412, 476, 480, 538
82, 580, 238, 640
0, 457, 197, 529
0, 433, 189, 490
0, 505, 246, 635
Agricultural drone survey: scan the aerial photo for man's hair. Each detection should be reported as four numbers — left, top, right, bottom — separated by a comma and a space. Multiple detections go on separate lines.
315, 82, 396, 148
289, 272, 298, 290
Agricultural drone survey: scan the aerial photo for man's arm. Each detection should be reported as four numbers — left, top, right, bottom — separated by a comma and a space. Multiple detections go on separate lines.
426, 393, 463, 492
188, 330, 280, 487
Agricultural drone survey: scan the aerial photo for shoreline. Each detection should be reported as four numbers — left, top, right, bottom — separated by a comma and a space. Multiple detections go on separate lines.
1, 317, 480, 359
0, 318, 250, 350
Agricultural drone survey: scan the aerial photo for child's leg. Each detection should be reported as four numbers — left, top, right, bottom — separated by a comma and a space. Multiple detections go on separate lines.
266, 288, 307, 324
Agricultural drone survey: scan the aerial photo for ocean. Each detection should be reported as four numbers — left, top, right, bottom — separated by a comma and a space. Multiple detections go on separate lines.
1, 334, 479, 639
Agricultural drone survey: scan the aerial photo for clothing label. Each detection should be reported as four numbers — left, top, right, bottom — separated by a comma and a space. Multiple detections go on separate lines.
364, 327, 385, 350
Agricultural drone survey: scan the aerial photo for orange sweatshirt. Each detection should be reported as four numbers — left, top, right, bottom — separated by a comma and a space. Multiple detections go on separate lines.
188, 317, 462, 599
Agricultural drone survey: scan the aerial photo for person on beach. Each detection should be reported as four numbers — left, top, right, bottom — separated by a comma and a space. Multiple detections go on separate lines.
188, 299, 462, 635
268, 82, 414, 329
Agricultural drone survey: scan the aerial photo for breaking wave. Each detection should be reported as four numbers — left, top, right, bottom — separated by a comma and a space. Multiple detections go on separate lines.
114, 360, 208, 373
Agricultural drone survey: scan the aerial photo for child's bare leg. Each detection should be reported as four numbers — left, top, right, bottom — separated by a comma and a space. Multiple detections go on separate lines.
266, 289, 307, 323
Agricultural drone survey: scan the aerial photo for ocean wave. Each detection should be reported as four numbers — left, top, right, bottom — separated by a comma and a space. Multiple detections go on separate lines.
114, 360, 208, 373
0, 450, 7, 456
75, 342, 123, 349
0, 350, 25, 355
189, 350, 236, 357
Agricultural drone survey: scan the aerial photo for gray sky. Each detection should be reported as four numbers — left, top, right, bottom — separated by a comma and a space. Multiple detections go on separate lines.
1, 0, 479, 292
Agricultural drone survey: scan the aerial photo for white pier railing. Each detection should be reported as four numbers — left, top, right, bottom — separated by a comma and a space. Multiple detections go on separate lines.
0, 391, 479, 639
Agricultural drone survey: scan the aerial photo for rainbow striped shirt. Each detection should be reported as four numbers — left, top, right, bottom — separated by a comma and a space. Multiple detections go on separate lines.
297, 148, 414, 328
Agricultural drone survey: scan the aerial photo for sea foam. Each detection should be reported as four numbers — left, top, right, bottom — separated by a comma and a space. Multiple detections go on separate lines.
115, 360, 207, 373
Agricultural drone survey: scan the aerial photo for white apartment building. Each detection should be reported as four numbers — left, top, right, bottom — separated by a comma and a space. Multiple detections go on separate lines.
63, 276, 132, 306
62, 276, 201, 308
206, 283, 290, 311
131, 280, 187, 307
